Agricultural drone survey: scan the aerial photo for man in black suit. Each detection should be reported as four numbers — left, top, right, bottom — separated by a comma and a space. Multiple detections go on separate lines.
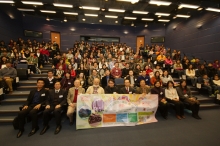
101, 69, 114, 88
120, 79, 135, 94
105, 79, 119, 94
125, 70, 138, 88
16, 78, 48, 138
40, 81, 67, 135
44, 70, 57, 90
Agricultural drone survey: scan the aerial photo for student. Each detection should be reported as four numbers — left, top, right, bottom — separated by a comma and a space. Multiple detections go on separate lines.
186, 64, 197, 86
151, 81, 169, 119
150, 71, 162, 86
177, 80, 201, 119
202, 74, 215, 97
104, 79, 119, 94
165, 81, 185, 120
173, 60, 184, 79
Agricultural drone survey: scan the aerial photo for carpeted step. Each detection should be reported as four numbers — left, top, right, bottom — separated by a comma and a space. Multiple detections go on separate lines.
17, 86, 36, 91
4, 91, 29, 99
200, 103, 220, 109
0, 116, 15, 123
19, 80, 36, 86
0, 105, 19, 116
197, 95, 215, 103
29, 73, 48, 77
1, 97, 26, 105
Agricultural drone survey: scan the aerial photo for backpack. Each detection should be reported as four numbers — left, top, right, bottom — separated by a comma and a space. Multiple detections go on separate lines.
92, 99, 104, 112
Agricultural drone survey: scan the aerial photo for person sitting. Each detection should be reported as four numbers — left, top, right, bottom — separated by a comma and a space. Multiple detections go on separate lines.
144, 58, 154, 69
202, 74, 215, 97
119, 79, 135, 94
56, 59, 66, 71
153, 64, 163, 75
212, 74, 220, 92
67, 79, 85, 125
173, 60, 184, 79
133, 64, 141, 76
137, 70, 151, 87
150, 71, 162, 86
54, 65, 65, 81
135, 80, 150, 94
156, 52, 166, 67
60, 72, 74, 91
177, 80, 201, 119
151, 81, 169, 119
44, 70, 57, 90
101, 69, 113, 89
165, 81, 185, 120
164, 55, 173, 72
40, 47, 49, 63
0, 61, 17, 93
104, 79, 119, 94
27, 52, 38, 74
88, 69, 101, 86
126, 70, 138, 88
145, 65, 153, 78
186, 64, 197, 86
16, 78, 48, 138
65, 64, 76, 79
111, 62, 122, 78
35, 49, 44, 68
213, 60, 220, 70
86, 78, 105, 94
40, 82, 67, 135
76, 72, 87, 89
161, 70, 175, 87
52, 54, 61, 68
197, 64, 207, 77
122, 63, 130, 78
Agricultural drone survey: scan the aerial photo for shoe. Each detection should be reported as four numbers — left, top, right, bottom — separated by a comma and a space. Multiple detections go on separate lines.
192, 114, 202, 120
54, 125, 62, 135
40, 125, 49, 135
209, 94, 215, 98
17, 130, 24, 138
181, 115, 185, 119
176, 115, 182, 120
28, 126, 39, 137
69, 122, 73, 126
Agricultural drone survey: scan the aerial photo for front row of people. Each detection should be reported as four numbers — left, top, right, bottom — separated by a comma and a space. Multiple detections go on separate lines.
15, 78, 201, 138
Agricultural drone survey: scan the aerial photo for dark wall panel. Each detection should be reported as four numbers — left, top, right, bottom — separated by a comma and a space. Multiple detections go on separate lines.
165, 12, 220, 62
22, 15, 165, 51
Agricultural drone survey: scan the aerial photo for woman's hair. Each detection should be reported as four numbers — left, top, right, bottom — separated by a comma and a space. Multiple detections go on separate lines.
154, 81, 161, 87
179, 79, 187, 90
161, 70, 169, 77
154, 71, 160, 79
166, 80, 174, 89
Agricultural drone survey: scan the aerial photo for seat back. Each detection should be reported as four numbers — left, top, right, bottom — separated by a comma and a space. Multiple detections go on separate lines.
17, 64, 28, 69
115, 78, 124, 85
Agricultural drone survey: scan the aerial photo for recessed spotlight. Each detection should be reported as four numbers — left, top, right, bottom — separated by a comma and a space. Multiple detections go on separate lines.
115, 20, 118, 23
99, 20, 102, 22
46, 16, 50, 21
82, 18, 86, 21
64, 17, 67, 22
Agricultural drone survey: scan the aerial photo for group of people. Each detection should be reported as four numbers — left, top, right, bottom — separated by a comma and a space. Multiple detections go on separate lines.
1, 39, 219, 138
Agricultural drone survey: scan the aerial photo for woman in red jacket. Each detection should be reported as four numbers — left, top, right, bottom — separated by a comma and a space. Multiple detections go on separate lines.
66, 64, 76, 78
40, 47, 49, 63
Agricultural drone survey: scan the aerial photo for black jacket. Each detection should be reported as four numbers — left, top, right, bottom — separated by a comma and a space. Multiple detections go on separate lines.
101, 75, 114, 88
46, 89, 67, 106
44, 78, 57, 89
105, 86, 119, 94
120, 86, 135, 94
24, 88, 48, 106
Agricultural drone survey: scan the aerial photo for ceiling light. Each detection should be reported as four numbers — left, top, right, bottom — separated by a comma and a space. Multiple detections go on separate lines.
179, 4, 199, 9
197, 8, 203, 11
105, 15, 118, 18
79, 6, 83, 9
149, 0, 171, 6
53, 3, 73, 8
109, 8, 125, 12
155, 12, 170, 16
141, 18, 154, 21
176, 14, 190, 18
132, 10, 148, 14
101, 8, 105, 11
46, 16, 50, 21
145, 24, 148, 27
117, 0, 139, 4
40, 10, 56, 13
158, 19, 170, 22
0, 1, 14, 3
82, 6, 100, 10
206, 7, 220, 12
21, 1, 43, 5
84, 14, 98, 17
115, 20, 118, 23
17, 8, 34, 11
82, 18, 86, 21
124, 17, 136, 20
63, 12, 78, 15
64, 18, 67, 22
99, 20, 102, 22
131, 22, 134, 26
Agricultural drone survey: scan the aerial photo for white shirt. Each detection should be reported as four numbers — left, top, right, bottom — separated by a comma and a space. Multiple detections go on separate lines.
186, 69, 195, 77
165, 87, 179, 100
161, 75, 174, 84
213, 80, 220, 86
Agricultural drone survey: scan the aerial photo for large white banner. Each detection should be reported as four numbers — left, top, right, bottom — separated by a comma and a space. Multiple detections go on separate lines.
76, 94, 158, 130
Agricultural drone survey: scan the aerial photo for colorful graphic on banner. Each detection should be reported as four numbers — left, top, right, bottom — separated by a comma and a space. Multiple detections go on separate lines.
76, 94, 158, 130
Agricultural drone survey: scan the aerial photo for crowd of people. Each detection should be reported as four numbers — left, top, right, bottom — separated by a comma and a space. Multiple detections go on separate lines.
1, 38, 220, 138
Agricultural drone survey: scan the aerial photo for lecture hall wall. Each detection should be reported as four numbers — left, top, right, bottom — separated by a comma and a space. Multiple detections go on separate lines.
22, 15, 165, 51
165, 11, 220, 62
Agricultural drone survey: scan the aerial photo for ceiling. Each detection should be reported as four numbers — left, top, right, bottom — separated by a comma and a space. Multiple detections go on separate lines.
2, 0, 220, 26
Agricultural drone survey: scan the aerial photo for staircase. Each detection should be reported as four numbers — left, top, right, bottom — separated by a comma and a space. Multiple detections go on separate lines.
0, 67, 219, 124
0, 63, 52, 124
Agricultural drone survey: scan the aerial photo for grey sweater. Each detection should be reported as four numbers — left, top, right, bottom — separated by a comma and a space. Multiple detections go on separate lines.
0, 67, 17, 79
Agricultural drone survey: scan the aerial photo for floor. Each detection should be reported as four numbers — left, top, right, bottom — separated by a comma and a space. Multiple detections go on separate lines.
0, 109, 220, 146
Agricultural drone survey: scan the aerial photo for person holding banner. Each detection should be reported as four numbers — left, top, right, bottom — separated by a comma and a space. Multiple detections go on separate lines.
105, 79, 119, 94
86, 78, 105, 94
165, 81, 185, 120
151, 81, 169, 119
120, 79, 135, 94
67, 79, 85, 125
136, 79, 150, 94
